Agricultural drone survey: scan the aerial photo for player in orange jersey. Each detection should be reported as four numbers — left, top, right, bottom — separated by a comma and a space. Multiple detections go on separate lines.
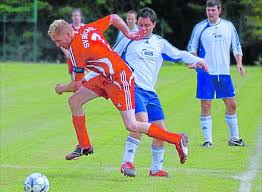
48, 14, 207, 162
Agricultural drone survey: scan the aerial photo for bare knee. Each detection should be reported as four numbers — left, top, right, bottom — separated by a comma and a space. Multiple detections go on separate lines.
68, 95, 81, 109
201, 101, 212, 115
125, 122, 138, 132
226, 101, 237, 114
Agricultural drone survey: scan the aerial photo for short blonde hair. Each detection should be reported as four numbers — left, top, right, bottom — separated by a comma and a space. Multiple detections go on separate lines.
48, 19, 73, 36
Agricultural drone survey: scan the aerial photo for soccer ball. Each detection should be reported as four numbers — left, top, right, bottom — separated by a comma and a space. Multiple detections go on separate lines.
24, 173, 50, 192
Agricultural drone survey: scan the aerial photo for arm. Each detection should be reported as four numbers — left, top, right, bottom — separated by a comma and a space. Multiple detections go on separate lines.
110, 14, 145, 40
187, 24, 200, 55
162, 40, 208, 72
231, 23, 245, 76
235, 54, 245, 76
55, 80, 82, 95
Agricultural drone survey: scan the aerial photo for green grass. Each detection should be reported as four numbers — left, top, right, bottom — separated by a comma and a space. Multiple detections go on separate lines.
1, 63, 262, 192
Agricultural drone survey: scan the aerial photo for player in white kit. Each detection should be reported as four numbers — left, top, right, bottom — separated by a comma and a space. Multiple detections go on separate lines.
114, 7, 208, 177
187, 0, 245, 147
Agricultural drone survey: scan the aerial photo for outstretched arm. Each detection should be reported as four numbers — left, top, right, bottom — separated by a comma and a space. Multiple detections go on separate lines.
109, 14, 145, 40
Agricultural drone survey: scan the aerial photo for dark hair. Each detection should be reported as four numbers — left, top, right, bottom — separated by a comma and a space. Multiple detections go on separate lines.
206, 0, 222, 9
72, 8, 82, 16
137, 7, 157, 23
127, 10, 137, 17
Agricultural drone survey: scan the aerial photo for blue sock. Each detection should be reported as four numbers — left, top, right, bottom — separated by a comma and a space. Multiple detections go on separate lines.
200, 115, 213, 143
225, 114, 239, 140
122, 136, 140, 164
150, 145, 165, 173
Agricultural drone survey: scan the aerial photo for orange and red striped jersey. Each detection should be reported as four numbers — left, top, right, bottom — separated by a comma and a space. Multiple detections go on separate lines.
68, 15, 132, 81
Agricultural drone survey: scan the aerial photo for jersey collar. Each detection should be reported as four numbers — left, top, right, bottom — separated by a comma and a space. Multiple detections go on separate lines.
208, 18, 221, 26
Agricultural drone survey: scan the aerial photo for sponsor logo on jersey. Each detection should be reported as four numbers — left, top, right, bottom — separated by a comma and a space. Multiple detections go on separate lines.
141, 49, 156, 59
212, 32, 223, 40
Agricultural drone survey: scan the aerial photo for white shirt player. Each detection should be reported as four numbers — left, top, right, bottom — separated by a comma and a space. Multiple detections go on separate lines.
187, 18, 242, 75
113, 34, 203, 92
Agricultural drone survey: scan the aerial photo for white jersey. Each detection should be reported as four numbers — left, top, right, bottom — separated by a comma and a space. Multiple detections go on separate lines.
187, 18, 242, 75
113, 34, 203, 92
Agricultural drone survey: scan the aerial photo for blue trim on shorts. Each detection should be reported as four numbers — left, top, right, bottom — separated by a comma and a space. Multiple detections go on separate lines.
196, 70, 235, 99
134, 86, 165, 122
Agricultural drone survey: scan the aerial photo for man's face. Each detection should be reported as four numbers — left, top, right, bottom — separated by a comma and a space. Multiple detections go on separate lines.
137, 17, 156, 37
126, 13, 137, 29
72, 11, 82, 25
50, 31, 72, 49
206, 5, 221, 23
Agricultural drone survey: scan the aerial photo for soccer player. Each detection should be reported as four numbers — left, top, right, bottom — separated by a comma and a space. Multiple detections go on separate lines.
48, 14, 200, 163
115, 10, 138, 43
112, 7, 207, 177
187, 0, 245, 147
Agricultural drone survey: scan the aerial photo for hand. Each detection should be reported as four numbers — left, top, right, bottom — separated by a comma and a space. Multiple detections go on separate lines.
188, 60, 208, 72
237, 64, 245, 76
127, 28, 147, 40
55, 84, 64, 95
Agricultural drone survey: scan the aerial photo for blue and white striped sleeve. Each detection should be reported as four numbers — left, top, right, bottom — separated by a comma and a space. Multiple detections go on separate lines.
187, 25, 200, 53
230, 23, 243, 56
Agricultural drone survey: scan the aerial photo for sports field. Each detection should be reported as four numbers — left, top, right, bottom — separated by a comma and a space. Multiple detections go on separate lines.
1, 63, 262, 192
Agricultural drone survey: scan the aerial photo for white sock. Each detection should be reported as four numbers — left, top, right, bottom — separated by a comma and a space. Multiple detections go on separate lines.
200, 115, 213, 143
150, 145, 165, 173
122, 136, 140, 164
225, 114, 239, 140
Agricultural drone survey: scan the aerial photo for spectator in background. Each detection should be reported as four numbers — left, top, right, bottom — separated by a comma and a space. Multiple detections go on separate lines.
115, 10, 138, 43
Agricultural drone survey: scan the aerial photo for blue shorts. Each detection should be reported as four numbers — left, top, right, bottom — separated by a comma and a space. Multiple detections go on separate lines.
196, 71, 235, 100
135, 86, 165, 122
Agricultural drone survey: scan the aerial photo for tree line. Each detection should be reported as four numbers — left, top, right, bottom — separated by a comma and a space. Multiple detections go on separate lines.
0, 0, 261, 65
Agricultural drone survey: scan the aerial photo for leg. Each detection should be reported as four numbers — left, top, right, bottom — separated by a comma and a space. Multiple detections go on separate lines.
122, 112, 147, 164
120, 112, 148, 177
196, 71, 215, 147
223, 97, 244, 146
149, 120, 169, 177
110, 74, 188, 163
68, 86, 98, 116
65, 86, 98, 160
120, 110, 188, 164
200, 100, 213, 146
217, 75, 244, 146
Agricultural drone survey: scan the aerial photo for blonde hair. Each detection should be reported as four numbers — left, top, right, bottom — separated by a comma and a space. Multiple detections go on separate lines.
48, 19, 73, 36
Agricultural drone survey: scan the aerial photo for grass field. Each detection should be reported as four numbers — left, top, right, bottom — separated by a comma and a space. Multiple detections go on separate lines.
1, 63, 262, 192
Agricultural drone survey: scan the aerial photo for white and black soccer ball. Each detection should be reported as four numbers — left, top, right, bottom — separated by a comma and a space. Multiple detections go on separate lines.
24, 173, 50, 192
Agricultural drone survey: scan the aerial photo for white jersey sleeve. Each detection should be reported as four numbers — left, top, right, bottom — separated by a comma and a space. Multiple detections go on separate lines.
162, 39, 203, 64
187, 20, 208, 53
230, 23, 243, 56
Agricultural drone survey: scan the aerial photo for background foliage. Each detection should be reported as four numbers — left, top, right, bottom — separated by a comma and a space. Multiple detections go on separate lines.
0, 0, 261, 64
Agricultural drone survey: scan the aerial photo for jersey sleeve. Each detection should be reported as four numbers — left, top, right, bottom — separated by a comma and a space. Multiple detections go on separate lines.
230, 23, 243, 56
69, 45, 86, 81
187, 25, 200, 53
113, 37, 130, 56
162, 39, 203, 64
88, 15, 111, 33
